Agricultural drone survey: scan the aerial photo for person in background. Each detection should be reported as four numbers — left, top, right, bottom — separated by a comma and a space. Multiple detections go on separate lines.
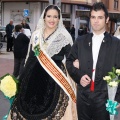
78, 24, 84, 36
6, 19, 14, 52
66, 2, 120, 120
7, 5, 77, 120
114, 26, 120, 39
13, 24, 29, 78
21, 19, 31, 31
70, 24, 75, 42
83, 25, 90, 34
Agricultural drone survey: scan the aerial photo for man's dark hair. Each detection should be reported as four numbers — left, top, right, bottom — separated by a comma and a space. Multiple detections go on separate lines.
90, 2, 109, 19
15, 24, 22, 32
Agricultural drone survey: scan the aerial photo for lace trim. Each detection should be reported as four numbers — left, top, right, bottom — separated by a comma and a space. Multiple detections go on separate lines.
10, 89, 69, 120
46, 33, 72, 57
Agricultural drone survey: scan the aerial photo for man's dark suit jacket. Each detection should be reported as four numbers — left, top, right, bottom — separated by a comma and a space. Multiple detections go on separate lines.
66, 32, 120, 103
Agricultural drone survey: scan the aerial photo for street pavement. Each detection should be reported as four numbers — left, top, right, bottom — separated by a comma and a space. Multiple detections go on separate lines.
0, 42, 13, 119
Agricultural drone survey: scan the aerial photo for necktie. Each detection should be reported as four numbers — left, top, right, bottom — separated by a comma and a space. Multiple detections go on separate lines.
90, 69, 95, 91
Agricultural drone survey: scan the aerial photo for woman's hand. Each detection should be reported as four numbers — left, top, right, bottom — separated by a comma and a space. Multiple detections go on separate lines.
73, 59, 79, 69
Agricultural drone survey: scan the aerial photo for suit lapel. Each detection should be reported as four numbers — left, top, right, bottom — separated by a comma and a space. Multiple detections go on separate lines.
83, 33, 93, 78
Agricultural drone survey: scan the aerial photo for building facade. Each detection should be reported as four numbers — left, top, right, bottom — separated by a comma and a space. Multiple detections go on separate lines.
0, 0, 100, 32
0, 0, 120, 35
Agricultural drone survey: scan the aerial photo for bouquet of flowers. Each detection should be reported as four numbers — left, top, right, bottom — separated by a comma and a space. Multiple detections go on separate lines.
0, 73, 19, 120
103, 67, 120, 120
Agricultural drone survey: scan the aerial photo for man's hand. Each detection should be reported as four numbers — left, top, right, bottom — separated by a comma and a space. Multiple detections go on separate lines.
73, 59, 79, 69
80, 75, 91, 87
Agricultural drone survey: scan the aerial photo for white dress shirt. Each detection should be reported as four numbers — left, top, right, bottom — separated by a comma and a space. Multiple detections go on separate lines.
92, 32, 104, 81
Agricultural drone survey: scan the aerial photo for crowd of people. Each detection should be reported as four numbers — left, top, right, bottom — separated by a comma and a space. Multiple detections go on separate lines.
65, 23, 90, 43
78, 24, 89, 36
2, 2, 120, 120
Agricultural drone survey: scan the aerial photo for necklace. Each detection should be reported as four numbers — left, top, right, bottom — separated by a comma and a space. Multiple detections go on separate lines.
43, 29, 56, 43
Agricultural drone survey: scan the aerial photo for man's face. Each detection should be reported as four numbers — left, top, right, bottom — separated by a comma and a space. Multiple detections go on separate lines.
10, 21, 13, 25
90, 9, 109, 34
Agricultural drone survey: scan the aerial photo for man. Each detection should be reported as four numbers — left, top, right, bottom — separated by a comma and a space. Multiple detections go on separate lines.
66, 2, 120, 120
70, 24, 75, 42
6, 19, 14, 52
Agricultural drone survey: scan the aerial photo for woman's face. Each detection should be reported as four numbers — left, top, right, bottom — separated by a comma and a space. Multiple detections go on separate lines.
44, 9, 59, 29
22, 20, 26, 24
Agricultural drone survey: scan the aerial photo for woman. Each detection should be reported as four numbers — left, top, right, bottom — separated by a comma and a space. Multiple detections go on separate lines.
7, 5, 77, 120
21, 19, 31, 31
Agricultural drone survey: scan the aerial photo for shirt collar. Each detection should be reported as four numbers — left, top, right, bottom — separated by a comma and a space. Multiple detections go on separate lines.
93, 31, 105, 38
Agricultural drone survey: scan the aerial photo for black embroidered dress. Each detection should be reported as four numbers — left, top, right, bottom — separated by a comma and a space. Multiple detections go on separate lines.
10, 43, 71, 120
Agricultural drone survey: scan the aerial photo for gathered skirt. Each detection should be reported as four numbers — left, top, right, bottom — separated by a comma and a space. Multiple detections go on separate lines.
7, 54, 77, 120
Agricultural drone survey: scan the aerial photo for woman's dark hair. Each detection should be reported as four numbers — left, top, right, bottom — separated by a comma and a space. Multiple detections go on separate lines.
15, 24, 22, 32
90, 2, 109, 19
43, 5, 60, 19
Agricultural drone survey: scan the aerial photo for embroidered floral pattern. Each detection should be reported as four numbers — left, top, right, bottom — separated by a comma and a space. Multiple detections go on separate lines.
10, 89, 69, 120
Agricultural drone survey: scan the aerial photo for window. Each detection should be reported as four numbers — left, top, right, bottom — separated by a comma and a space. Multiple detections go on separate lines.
114, 0, 118, 9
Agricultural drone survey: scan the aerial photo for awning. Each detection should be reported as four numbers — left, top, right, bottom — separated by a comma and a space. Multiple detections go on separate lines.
108, 11, 120, 22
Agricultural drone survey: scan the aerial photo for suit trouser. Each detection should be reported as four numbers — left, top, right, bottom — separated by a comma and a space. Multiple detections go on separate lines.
13, 57, 25, 78
77, 89, 110, 120
7, 36, 13, 51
